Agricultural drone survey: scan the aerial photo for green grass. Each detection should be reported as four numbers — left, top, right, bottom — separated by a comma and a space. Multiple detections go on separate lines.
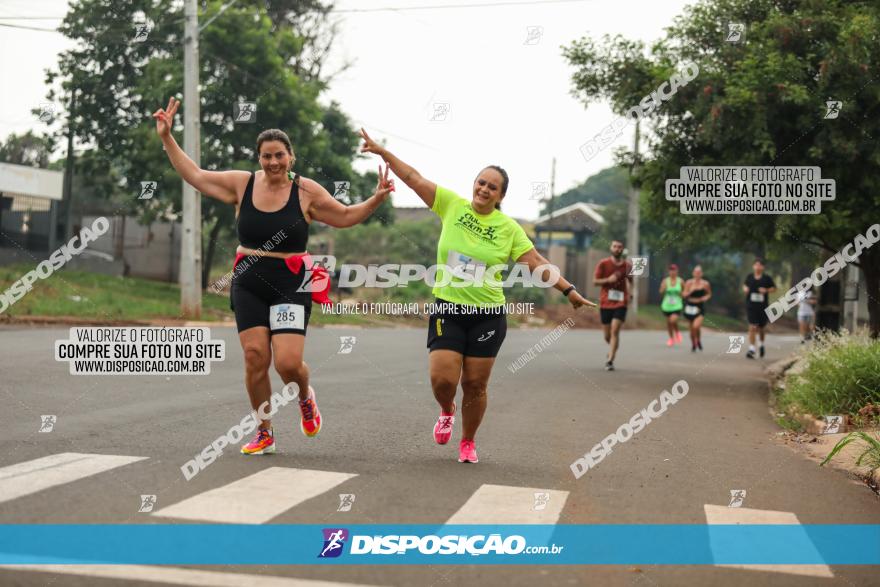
821, 431, 880, 472
775, 414, 804, 432
778, 329, 880, 417
0, 264, 415, 326
0, 264, 231, 321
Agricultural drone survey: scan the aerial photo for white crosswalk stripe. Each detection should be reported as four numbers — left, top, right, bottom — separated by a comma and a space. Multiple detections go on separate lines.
0, 453, 147, 505
152, 467, 357, 524
0, 565, 384, 586
445, 484, 569, 524
703, 504, 834, 577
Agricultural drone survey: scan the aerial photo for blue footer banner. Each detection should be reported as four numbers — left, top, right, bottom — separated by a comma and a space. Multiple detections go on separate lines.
0, 525, 878, 565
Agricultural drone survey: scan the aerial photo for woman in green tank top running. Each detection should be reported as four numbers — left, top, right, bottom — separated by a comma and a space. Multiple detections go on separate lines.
359, 128, 596, 464
659, 264, 684, 346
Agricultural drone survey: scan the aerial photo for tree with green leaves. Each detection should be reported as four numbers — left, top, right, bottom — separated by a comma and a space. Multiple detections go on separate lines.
0, 132, 54, 169
564, 0, 880, 336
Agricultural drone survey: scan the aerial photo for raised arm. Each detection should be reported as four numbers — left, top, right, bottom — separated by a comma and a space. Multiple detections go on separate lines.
302, 168, 394, 228
360, 128, 437, 208
153, 97, 246, 205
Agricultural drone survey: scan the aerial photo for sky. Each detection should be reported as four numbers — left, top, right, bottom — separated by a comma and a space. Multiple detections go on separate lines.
0, 0, 695, 220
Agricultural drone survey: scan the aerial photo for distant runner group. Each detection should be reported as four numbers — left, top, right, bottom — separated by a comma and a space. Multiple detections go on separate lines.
593, 242, 807, 368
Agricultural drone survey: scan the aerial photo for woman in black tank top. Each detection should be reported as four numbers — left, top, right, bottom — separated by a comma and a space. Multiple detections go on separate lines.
154, 97, 394, 455
683, 265, 712, 352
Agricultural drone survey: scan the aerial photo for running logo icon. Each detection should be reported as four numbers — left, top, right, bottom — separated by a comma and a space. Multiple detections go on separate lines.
824, 100, 842, 120
296, 256, 334, 293
38, 103, 56, 123
533, 492, 550, 511
132, 23, 151, 42
318, 528, 349, 558
629, 257, 648, 276
726, 335, 745, 353
822, 415, 843, 434
38, 415, 56, 433
337, 494, 355, 512
524, 26, 543, 45
234, 102, 257, 123
333, 181, 350, 200
726, 23, 745, 43
139, 181, 157, 200
138, 494, 157, 513
338, 336, 356, 354
429, 102, 450, 122
530, 182, 549, 201
728, 489, 746, 508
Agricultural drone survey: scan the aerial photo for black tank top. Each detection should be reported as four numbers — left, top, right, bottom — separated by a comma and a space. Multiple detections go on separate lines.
236, 172, 309, 253
687, 288, 707, 303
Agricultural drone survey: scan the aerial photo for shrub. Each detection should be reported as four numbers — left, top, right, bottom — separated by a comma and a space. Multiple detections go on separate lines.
778, 329, 880, 417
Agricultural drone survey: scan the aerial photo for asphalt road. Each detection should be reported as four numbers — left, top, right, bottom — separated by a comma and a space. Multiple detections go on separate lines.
0, 323, 877, 586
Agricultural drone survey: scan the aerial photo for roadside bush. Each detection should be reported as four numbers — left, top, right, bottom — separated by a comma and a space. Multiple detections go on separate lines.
778, 329, 880, 417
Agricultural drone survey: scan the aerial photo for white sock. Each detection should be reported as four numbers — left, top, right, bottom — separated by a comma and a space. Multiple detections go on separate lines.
749, 345, 756, 352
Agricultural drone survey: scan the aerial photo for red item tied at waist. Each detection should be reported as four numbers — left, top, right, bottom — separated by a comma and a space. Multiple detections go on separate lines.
233, 252, 332, 306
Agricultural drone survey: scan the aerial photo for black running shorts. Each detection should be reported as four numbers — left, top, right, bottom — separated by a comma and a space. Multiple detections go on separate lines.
746, 305, 769, 327
427, 299, 507, 358
230, 256, 312, 335
600, 307, 627, 325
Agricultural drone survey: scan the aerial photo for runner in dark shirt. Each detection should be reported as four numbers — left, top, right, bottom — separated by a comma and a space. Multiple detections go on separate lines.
742, 258, 776, 359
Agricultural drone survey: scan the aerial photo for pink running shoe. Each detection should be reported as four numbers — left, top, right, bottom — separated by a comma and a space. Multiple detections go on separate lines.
241, 427, 275, 455
433, 403, 456, 445
458, 439, 478, 463
666, 337, 674, 347
674, 330, 683, 344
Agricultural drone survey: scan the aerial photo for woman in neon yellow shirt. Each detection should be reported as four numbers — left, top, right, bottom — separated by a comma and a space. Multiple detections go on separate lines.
360, 129, 595, 464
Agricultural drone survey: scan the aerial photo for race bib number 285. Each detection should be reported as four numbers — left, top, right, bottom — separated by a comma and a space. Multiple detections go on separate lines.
269, 303, 305, 331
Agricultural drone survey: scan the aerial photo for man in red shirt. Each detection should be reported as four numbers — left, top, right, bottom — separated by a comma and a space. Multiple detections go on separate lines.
593, 240, 632, 371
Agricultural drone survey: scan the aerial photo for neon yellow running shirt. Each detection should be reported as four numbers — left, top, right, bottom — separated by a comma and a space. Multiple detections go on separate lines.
431, 185, 534, 307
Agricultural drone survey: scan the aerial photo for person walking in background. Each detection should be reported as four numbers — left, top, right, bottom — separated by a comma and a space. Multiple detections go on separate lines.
797, 286, 817, 343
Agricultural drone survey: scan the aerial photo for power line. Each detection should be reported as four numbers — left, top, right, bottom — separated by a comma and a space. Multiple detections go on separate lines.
0, 21, 58, 32
0, 0, 591, 22
331, 0, 591, 12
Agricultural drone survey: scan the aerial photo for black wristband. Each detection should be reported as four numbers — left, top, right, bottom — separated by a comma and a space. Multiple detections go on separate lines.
562, 285, 576, 297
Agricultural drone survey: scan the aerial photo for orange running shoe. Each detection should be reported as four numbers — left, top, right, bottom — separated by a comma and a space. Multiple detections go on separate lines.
299, 386, 322, 437
241, 427, 275, 455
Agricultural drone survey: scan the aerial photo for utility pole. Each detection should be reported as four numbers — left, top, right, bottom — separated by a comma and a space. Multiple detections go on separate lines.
181, 0, 202, 317
548, 157, 556, 249
627, 120, 641, 320
844, 264, 859, 331
62, 89, 77, 243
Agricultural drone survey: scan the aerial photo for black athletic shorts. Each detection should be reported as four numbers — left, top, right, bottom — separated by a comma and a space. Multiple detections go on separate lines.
427, 299, 507, 358
230, 256, 312, 335
683, 303, 704, 321
662, 309, 681, 317
600, 307, 627, 325
746, 305, 769, 327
